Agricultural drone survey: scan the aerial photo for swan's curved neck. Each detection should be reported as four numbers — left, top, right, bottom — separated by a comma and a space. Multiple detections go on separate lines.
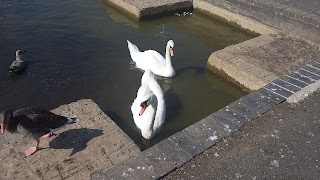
149, 80, 166, 133
141, 92, 165, 139
165, 46, 172, 67
153, 95, 165, 131
16, 50, 22, 60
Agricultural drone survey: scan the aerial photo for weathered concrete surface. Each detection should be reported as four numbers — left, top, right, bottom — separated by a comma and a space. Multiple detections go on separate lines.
0, 99, 140, 180
208, 34, 320, 91
163, 89, 320, 180
193, 0, 278, 35
287, 79, 320, 103
107, 0, 193, 20
197, 0, 320, 44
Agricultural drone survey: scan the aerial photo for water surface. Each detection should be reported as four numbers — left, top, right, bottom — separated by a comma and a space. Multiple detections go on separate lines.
0, 0, 254, 149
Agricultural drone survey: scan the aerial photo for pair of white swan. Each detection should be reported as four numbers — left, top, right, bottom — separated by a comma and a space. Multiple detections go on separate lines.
129, 40, 175, 139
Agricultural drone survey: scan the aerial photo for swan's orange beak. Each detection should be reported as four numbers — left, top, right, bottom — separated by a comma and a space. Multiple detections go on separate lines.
170, 48, 174, 57
139, 104, 147, 116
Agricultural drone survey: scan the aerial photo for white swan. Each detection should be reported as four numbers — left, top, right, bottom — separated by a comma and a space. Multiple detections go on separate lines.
127, 40, 175, 77
131, 70, 166, 139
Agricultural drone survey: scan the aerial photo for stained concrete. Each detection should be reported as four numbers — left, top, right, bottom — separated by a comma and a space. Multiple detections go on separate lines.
197, 0, 320, 44
107, 0, 193, 20
208, 34, 320, 91
0, 99, 140, 180
163, 89, 320, 180
193, 0, 278, 35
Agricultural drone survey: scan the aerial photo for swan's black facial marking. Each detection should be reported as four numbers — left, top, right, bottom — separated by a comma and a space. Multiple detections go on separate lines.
169, 46, 174, 57
139, 99, 150, 116
140, 100, 148, 108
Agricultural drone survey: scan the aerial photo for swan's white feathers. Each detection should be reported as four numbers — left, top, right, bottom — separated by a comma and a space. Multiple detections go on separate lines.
131, 70, 166, 139
127, 40, 175, 77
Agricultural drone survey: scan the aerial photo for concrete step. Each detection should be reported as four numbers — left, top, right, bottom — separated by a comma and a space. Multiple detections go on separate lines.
0, 99, 140, 179
198, 0, 320, 44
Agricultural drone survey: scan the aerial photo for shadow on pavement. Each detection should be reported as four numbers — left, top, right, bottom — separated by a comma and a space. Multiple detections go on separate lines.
49, 128, 103, 156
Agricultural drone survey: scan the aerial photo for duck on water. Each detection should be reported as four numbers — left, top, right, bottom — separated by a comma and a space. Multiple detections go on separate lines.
9, 50, 27, 73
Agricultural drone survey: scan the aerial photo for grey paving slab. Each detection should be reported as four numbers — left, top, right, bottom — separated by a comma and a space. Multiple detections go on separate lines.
139, 147, 174, 178
168, 131, 204, 157
310, 61, 320, 70
239, 91, 278, 115
209, 113, 242, 133
264, 83, 294, 98
303, 65, 320, 76
104, 166, 137, 180
210, 113, 241, 135
272, 79, 301, 93
280, 75, 309, 88
122, 156, 158, 179
255, 88, 286, 104
215, 107, 249, 127
154, 138, 192, 168
182, 118, 225, 149
226, 101, 260, 121
91, 172, 110, 180
287, 72, 317, 84
295, 69, 320, 80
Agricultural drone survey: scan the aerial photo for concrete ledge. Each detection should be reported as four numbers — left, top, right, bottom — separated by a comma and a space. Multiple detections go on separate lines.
207, 34, 320, 91
207, 34, 279, 91
0, 99, 140, 179
201, 0, 320, 44
108, 0, 193, 20
193, 0, 278, 35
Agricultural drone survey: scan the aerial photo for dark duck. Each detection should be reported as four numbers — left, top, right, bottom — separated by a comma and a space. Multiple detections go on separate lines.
8, 50, 27, 73
0, 107, 79, 156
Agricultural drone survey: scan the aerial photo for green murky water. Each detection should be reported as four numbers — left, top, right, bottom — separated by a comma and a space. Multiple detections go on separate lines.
0, 0, 254, 149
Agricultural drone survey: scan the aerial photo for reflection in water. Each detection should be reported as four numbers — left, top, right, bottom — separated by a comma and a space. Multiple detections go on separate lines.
161, 78, 173, 93
0, 0, 254, 150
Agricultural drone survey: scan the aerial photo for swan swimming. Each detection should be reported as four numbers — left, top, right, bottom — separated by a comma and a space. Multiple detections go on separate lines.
9, 50, 26, 73
127, 40, 175, 77
131, 70, 166, 139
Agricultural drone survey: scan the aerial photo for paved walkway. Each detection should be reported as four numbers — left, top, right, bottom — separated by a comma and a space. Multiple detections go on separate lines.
163, 89, 320, 180
164, 0, 320, 179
